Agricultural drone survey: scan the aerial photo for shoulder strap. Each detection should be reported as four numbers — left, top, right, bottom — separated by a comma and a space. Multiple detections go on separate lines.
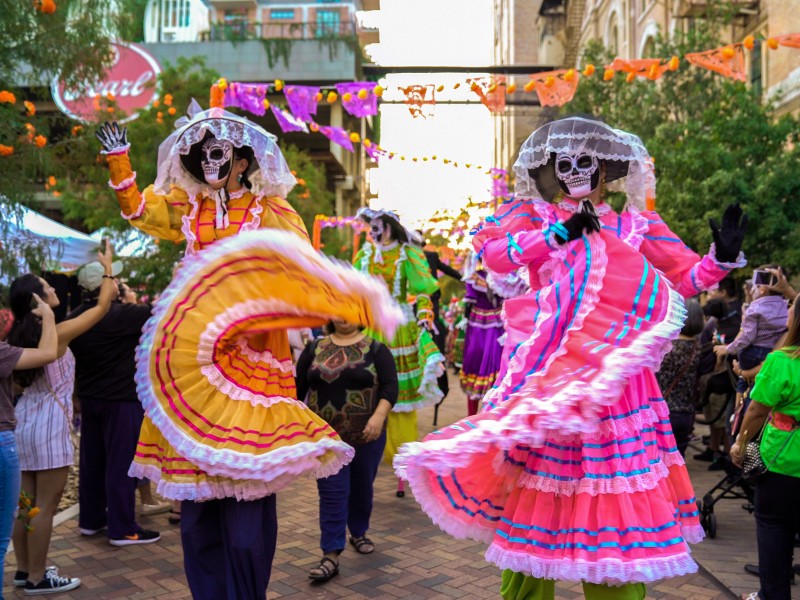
663, 343, 699, 398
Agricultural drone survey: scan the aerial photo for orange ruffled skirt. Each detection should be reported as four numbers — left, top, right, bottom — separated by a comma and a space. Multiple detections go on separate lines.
129, 229, 403, 501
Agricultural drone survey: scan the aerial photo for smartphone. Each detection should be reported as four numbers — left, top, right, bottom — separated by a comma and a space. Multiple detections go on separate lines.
752, 269, 777, 287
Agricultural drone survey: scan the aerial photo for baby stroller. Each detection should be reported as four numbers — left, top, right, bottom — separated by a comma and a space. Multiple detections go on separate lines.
696, 368, 755, 538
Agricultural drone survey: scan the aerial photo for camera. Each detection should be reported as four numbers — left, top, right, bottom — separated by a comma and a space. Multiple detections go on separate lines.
752, 269, 777, 287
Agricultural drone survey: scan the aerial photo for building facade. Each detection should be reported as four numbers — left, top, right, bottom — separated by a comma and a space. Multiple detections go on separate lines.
492, 0, 551, 173
140, 0, 380, 216
539, 0, 800, 115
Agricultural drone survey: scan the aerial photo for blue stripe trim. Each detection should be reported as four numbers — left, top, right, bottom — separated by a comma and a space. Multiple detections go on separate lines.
644, 235, 682, 243
495, 529, 685, 551
498, 517, 681, 538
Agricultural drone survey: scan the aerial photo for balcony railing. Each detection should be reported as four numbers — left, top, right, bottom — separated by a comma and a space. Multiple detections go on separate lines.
203, 20, 358, 42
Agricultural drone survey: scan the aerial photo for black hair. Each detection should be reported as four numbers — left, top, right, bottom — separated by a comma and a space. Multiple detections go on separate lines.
379, 215, 409, 244
681, 298, 704, 338
717, 276, 737, 299
7, 274, 46, 387
234, 144, 255, 190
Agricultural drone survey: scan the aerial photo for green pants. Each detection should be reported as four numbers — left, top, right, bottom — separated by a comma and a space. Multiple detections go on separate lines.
500, 570, 646, 600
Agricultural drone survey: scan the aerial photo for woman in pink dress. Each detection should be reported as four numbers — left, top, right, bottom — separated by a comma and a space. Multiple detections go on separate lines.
395, 117, 748, 599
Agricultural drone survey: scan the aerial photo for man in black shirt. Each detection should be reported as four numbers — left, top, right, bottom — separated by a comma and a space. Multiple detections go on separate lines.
68, 261, 160, 546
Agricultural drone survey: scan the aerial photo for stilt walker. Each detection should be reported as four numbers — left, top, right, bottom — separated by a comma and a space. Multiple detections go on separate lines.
355, 208, 445, 497
395, 117, 748, 599
95, 103, 403, 599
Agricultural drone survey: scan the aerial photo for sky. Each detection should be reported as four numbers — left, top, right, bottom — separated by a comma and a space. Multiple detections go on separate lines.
363, 0, 496, 230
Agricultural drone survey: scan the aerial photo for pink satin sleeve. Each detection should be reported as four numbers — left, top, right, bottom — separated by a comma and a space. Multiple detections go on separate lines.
637, 210, 745, 298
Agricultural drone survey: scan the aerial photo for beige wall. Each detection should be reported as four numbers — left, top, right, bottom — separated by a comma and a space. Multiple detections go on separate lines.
569, 0, 800, 114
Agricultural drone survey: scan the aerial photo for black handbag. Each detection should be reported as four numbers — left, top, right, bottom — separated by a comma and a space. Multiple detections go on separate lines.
742, 416, 795, 483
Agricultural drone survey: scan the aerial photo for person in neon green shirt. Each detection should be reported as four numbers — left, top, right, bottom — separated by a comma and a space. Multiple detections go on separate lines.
732, 293, 800, 600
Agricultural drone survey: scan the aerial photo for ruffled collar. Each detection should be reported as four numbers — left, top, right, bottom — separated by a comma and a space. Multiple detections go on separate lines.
557, 198, 613, 216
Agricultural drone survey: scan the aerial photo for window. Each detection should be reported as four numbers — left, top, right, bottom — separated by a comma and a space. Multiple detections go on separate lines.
642, 37, 655, 58
608, 20, 618, 55
270, 9, 294, 19
750, 41, 762, 96
316, 9, 340, 36
162, 0, 190, 28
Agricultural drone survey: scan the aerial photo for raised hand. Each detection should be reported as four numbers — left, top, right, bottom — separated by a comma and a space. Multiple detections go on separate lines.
709, 203, 748, 263
30, 293, 54, 320
97, 239, 114, 273
554, 211, 601, 245
95, 121, 129, 155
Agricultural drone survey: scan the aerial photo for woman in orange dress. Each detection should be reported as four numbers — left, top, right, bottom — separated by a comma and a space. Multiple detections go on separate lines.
96, 102, 402, 599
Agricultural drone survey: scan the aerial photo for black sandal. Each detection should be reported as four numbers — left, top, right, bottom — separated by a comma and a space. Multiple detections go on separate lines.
308, 557, 339, 582
349, 535, 375, 554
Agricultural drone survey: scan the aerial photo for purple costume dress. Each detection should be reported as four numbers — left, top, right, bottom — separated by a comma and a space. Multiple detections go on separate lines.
460, 271, 505, 414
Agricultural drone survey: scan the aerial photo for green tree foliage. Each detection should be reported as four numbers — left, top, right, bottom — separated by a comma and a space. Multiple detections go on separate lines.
0, 0, 115, 284
566, 20, 800, 278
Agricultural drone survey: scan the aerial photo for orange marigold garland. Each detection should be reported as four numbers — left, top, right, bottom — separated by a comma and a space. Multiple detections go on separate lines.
34, 0, 56, 13
0, 91, 16, 104
0, 145, 14, 157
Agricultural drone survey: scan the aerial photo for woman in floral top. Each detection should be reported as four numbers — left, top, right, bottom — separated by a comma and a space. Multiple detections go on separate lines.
655, 299, 705, 456
296, 320, 398, 583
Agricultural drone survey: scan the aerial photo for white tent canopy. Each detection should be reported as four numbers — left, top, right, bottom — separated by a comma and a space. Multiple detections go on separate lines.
1, 202, 151, 279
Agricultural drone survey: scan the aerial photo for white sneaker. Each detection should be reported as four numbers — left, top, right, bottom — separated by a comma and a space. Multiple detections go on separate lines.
24, 566, 80, 595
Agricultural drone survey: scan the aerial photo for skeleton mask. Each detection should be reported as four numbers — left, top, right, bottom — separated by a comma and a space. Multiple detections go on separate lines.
201, 138, 233, 188
555, 152, 600, 199
370, 218, 388, 244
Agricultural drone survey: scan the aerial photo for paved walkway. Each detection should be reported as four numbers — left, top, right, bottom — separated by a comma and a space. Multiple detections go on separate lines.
2, 372, 759, 599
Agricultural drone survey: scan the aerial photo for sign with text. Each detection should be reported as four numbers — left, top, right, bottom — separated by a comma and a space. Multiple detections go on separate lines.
51, 42, 161, 123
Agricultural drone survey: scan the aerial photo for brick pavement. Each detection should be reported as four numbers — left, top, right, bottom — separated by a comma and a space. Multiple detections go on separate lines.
3, 372, 744, 599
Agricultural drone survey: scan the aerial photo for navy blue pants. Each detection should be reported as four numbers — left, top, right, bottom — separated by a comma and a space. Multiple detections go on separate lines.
181, 496, 277, 600
78, 399, 143, 539
736, 345, 773, 393
317, 431, 385, 554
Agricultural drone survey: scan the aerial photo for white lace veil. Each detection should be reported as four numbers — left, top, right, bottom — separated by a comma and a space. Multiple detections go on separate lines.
154, 100, 296, 198
513, 117, 655, 210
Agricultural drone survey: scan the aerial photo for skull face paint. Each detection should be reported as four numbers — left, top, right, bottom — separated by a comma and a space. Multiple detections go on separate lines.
369, 218, 387, 244
555, 152, 600, 199
201, 138, 233, 188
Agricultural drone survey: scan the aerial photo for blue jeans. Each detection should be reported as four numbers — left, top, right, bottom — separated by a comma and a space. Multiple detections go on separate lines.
0, 431, 20, 599
736, 345, 773, 393
317, 431, 386, 554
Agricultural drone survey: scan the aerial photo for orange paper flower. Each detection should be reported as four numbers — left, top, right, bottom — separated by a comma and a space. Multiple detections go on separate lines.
767, 38, 779, 50
582, 64, 595, 77
262, 99, 270, 109
310, 123, 319, 132
35, 0, 56, 13
315, 92, 322, 102
668, 56, 680, 71
743, 35, 755, 50
274, 79, 284, 91
564, 69, 576, 82
0, 91, 16, 104
163, 94, 173, 106
23, 101, 35, 116
217, 78, 228, 91
374, 85, 384, 97
603, 69, 615, 81
343, 92, 353, 102
523, 81, 536, 93
34, 135, 46, 148
326, 92, 337, 103
721, 46, 736, 60
626, 72, 636, 83
349, 132, 360, 143
506, 83, 517, 94
168, 107, 176, 115
0, 145, 13, 157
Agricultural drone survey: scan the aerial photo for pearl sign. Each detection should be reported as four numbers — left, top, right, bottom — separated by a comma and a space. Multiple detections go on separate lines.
51, 42, 162, 123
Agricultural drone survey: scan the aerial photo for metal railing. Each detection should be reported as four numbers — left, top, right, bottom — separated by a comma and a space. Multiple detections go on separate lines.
203, 20, 357, 42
